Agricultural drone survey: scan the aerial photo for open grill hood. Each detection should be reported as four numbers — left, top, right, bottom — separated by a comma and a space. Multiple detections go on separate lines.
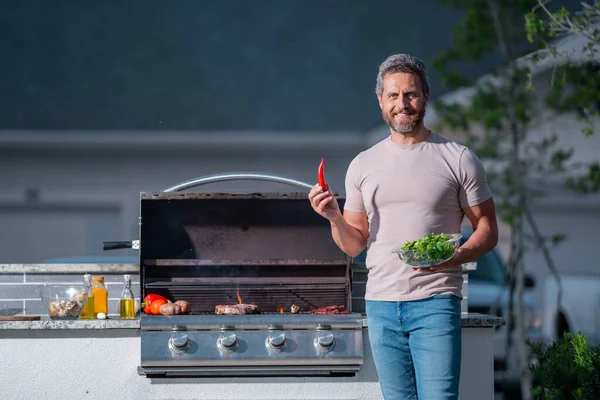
105, 173, 365, 378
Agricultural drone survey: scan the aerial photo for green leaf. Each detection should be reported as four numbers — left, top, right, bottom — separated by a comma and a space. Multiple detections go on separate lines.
550, 233, 567, 246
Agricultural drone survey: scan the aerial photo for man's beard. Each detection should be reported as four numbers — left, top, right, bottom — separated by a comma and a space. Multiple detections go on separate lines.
383, 108, 425, 135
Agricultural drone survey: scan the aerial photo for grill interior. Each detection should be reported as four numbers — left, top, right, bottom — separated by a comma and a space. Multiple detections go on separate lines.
139, 192, 352, 314
187, 311, 322, 315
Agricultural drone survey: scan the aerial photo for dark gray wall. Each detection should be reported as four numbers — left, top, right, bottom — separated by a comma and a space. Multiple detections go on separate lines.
0, 0, 582, 132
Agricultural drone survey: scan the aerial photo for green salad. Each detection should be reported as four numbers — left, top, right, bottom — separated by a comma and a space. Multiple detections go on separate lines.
400, 233, 456, 265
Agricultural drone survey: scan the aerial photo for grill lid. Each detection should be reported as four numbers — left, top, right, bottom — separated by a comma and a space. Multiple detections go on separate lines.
140, 192, 347, 262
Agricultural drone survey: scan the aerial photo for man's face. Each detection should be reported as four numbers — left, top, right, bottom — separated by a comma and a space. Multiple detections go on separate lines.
378, 72, 428, 135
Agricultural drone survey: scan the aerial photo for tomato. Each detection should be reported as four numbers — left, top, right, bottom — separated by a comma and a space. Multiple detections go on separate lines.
150, 299, 168, 315
141, 293, 168, 315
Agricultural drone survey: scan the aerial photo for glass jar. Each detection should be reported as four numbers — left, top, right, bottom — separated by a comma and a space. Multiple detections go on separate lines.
91, 276, 108, 316
79, 274, 96, 319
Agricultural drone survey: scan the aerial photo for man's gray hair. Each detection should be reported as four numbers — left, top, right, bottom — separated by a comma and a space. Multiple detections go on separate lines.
375, 54, 430, 98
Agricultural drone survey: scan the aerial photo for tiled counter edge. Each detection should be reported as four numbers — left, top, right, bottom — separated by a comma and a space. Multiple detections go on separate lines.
0, 318, 140, 330
1, 263, 139, 316
1, 264, 505, 331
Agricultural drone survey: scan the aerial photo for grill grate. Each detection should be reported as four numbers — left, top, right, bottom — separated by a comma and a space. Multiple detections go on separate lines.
188, 311, 317, 315
145, 284, 349, 314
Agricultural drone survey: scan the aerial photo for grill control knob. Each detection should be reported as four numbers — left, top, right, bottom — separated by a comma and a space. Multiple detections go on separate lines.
314, 331, 335, 352
267, 332, 287, 350
169, 333, 190, 352
218, 333, 238, 351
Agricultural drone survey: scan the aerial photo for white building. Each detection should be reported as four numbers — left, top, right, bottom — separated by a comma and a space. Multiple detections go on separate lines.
0, 130, 369, 263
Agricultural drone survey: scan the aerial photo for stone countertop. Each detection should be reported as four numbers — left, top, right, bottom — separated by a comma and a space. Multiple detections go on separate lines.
0, 317, 140, 330
461, 313, 505, 327
0, 263, 138, 274
1, 313, 503, 330
362, 313, 505, 328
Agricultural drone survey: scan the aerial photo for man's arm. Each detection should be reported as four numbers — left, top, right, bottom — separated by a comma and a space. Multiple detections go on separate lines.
454, 197, 499, 265
330, 209, 369, 258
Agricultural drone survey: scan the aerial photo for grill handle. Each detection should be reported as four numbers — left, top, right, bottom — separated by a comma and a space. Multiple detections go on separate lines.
103, 240, 140, 251
161, 172, 314, 192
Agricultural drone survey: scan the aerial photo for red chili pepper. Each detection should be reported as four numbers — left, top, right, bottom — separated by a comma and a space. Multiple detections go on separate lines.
318, 158, 329, 191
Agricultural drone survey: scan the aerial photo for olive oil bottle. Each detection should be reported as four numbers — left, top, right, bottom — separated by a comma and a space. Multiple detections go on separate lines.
80, 274, 95, 319
119, 274, 136, 320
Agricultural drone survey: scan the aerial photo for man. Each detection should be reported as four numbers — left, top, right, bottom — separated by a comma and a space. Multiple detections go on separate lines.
308, 53, 498, 400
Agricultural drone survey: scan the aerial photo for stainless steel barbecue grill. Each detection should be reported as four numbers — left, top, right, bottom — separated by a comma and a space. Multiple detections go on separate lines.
105, 173, 364, 378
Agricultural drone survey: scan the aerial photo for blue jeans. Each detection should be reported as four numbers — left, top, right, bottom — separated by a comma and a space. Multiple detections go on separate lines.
366, 294, 462, 400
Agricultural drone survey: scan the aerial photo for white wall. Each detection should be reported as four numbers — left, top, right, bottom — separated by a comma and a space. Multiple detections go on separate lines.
0, 131, 366, 263
0, 327, 494, 400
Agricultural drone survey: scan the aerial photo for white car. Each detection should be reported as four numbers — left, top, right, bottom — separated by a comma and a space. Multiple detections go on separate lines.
541, 272, 600, 345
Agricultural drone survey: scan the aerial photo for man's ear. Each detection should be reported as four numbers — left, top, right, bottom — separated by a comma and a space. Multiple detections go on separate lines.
377, 95, 383, 110
424, 92, 429, 107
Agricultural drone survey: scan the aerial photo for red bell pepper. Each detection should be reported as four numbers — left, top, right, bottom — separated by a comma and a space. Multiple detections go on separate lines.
318, 158, 329, 191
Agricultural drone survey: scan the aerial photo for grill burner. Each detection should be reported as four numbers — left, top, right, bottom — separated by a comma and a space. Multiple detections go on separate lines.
139, 312, 364, 377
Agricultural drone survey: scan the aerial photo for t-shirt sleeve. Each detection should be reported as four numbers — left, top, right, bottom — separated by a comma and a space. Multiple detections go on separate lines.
458, 147, 493, 209
343, 154, 366, 213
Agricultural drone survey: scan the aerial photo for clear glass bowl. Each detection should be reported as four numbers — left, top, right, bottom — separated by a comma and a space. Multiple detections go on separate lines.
392, 233, 462, 268
38, 284, 89, 320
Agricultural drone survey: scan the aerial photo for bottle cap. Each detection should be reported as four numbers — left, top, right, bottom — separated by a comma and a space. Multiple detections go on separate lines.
92, 276, 104, 283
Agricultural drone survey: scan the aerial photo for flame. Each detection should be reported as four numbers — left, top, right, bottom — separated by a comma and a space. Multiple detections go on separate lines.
278, 305, 284, 314
236, 287, 242, 304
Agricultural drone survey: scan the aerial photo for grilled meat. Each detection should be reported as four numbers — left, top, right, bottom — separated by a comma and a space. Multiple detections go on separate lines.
215, 304, 261, 315
310, 305, 348, 314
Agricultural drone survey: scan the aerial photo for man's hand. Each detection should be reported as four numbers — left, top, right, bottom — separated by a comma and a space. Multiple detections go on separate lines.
308, 184, 369, 258
308, 184, 341, 222
416, 198, 499, 273
415, 249, 464, 272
